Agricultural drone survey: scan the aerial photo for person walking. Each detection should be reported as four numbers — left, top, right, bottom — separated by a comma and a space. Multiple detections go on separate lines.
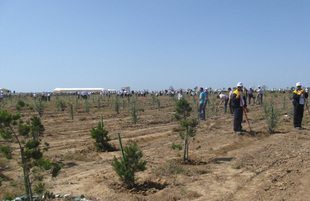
232, 82, 247, 134
293, 82, 308, 129
217, 93, 229, 113
198, 87, 207, 120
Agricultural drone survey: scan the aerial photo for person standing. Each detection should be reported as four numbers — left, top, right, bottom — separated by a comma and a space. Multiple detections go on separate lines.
232, 82, 247, 134
248, 87, 254, 105
293, 82, 308, 129
198, 87, 207, 120
228, 87, 234, 114
257, 86, 263, 105
178, 89, 185, 100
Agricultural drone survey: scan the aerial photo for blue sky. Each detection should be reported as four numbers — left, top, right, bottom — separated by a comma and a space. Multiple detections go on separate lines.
0, 0, 309, 92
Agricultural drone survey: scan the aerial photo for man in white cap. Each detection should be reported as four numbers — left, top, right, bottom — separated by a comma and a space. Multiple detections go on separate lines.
231, 82, 247, 134
292, 82, 308, 129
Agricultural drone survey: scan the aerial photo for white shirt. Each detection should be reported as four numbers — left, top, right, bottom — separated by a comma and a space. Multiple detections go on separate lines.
300, 94, 305, 105
219, 94, 228, 101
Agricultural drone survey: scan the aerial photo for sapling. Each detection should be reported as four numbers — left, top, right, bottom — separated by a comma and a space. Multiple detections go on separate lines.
111, 140, 147, 188
114, 96, 120, 114
69, 104, 74, 120
98, 98, 101, 110
263, 102, 279, 134
34, 99, 45, 117
174, 98, 198, 161
56, 98, 66, 111
90, 120, 115, 152
0, 110, 61, 201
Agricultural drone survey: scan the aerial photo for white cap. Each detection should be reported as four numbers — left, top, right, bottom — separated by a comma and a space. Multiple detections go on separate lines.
205, 87, 208, 90
296, 82, 302, 87
237, 82, 243, 87
258, 85, 261, 88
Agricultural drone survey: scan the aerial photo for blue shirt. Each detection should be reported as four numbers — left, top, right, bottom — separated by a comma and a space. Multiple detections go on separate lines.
199, 92, 207, 104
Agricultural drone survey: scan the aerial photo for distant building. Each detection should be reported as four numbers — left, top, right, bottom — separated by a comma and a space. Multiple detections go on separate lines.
0, 88, 11, 95
53, 88, 105, 93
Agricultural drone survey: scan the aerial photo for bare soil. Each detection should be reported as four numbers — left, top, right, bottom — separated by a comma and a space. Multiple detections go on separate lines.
1, 93, 310, 201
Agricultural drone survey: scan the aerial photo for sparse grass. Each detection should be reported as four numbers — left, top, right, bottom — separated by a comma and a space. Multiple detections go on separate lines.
62, 151, 95, 162
231, 162, 244, 169
154, 160, 184, 176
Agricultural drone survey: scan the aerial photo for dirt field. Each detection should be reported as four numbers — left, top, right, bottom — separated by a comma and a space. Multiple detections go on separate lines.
1, 91, 310, 201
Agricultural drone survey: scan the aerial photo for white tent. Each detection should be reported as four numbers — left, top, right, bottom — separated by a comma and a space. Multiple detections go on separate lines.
53, 88, 105, 93
0, 88, 11, 94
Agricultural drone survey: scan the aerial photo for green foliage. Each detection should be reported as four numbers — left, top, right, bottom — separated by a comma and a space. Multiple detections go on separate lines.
34, 183, 46, 195
56, 98, 67, 111
0, 145, 12, 159
0, 110, 61, 200
90, 122, 115, 152
34, 99, 45, 117
174, 98, 192, 121
179, 120, 198, 139
111, 141, 147, 188
16, 100, 26, 111
4, 195, 14, 200
263, 103, 280, 134
70, 104, 74, 120
43, 191, 54, 199
0, 175, 3, 186
171, 143, 182, 150
114, 96, 120, 114
174, 99, 198, 161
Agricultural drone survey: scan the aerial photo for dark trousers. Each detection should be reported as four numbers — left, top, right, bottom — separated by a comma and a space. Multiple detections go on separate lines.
234, 107, 243, 131
224, 98, 228, 113
229, 100, 234, 114
294, 104, 304, 128
248, 94, 254, 105
257, 94, 263, 105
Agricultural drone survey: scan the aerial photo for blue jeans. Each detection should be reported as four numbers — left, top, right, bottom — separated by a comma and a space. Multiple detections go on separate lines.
199, 103, 206, 120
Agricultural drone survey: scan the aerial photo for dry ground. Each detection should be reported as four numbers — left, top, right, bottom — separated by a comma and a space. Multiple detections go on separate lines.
1, 92, 310, 201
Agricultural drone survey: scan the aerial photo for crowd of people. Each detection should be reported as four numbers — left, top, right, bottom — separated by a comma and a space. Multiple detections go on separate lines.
181, 82, 308, 134
2, 83, 308, 134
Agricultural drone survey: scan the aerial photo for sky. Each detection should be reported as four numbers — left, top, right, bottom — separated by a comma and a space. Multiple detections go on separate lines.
0, 0, 309, 92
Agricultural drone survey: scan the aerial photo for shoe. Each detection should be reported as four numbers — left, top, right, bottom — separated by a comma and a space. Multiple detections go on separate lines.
295, 127, 301, 130
240, 129, 247, 132
235, 131, 241, 135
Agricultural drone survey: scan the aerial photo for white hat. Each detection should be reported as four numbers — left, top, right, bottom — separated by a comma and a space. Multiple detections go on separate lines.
237, 82, 243, 87
205, 87, 208, 90
258, 85, 261, 88
296, 82, 302, 87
